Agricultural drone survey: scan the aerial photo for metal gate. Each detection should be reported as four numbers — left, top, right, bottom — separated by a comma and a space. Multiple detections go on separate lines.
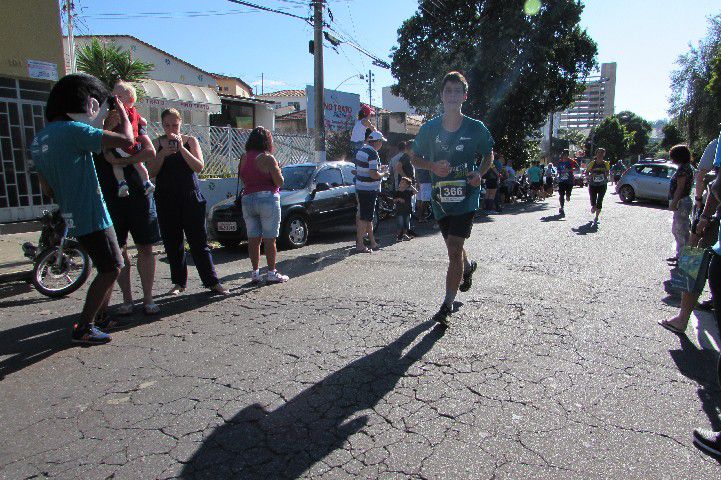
0, 77, 52, 223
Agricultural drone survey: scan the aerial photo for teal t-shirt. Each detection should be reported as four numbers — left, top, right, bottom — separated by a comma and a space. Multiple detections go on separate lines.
412, 115, 494, 219
30, 121, 111, 237
527, 165, 542, 183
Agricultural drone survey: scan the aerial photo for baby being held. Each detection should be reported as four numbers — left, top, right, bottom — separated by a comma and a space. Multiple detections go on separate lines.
108, 81, 154, 197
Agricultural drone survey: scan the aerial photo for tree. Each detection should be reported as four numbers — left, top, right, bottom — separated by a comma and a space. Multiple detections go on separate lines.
614, 111, 652, 157
660, 123, 685, 150
557, 128, 587, 149
590, 117, 631, 162
669, 14, 721, 159
390, 0, 597, 168
76, 37, 154, 90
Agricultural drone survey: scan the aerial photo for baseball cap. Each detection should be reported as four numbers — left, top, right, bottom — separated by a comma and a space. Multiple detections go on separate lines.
368, 131, 387, 142
360, 105, 372, 117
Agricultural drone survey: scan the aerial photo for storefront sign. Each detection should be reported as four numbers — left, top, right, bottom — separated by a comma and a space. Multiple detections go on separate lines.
27, 60, 58, 81
140, 97, 220, 113
306, 86, 360, 133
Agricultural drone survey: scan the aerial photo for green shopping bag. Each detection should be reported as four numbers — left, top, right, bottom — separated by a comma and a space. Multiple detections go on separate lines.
670, 247, 713, 294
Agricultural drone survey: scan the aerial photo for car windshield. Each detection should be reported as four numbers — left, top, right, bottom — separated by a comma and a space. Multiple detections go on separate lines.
281, 165, 316, 191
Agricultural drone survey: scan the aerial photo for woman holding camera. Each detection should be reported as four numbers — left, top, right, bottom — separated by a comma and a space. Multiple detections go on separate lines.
149, 108, 228, 295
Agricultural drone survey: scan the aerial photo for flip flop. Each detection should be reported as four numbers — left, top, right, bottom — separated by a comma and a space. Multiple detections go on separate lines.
657, 320, 685, 335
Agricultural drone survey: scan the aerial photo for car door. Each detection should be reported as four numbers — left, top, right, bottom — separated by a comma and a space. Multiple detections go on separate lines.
650, 165, 675, 201
307, 167, 345, 227
633, 165, 656, 198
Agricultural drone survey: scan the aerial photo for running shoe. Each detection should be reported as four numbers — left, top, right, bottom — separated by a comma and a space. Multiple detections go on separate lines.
693, 428, 721, 460
71, 324, 111, 345
266, 270, 289, 283
250, 270, 263, 284
432, 303, 452, 327
459, 260, 477, 292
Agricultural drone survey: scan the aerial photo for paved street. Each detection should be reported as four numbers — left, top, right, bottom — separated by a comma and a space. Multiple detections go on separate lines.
1, 188, 720, 479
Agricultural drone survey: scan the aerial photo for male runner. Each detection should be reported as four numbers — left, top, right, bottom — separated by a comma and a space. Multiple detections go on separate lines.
411, 71, 494, 326
586, 148, 610, 223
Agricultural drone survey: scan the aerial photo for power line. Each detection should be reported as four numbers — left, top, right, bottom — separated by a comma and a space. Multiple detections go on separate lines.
225, 0, 312, 24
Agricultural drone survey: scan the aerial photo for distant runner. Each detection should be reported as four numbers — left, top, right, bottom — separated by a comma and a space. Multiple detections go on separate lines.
555, 149, 578, 216
586, 148, 610, 223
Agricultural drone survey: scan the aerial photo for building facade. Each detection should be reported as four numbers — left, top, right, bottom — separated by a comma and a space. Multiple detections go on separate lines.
557, 62, 617, 131
0, 0, 65, 222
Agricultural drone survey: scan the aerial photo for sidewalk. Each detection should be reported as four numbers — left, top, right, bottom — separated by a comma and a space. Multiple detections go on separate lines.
0, 231, 36, 281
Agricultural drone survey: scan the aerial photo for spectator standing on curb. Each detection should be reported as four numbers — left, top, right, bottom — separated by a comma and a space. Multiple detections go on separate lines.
667, 144, 694, 265
355, 130, 389, 253
149, 108, 229, 295
94, 95, 160, 325
586, 148, 610, 224
482, 152, 502, 213
526, 161, 543, 201
689, 137, 719, 247
388, 141, 405, 191
393, 141, 417, 235
30, 73, 136, 344
239, 127, 288, 284
544, 159, 556, 199
350, 105, 376, 159
411, 71, 494, 327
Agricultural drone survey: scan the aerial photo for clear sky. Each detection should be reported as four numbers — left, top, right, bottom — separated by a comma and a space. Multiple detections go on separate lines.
71, 0, 720, 121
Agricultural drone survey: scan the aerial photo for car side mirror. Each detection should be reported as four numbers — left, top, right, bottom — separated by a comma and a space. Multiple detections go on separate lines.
313, 182, 331, 193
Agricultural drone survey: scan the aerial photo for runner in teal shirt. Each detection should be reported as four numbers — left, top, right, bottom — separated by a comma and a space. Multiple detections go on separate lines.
411, 71, 494, 327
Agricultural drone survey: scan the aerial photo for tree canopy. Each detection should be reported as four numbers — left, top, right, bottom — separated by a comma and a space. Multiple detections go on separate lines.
590, 117, 630, 162
614, 111, 652, 157
390, 0, 597, 167
669, 14, 721, 159
76, 38, 154, 90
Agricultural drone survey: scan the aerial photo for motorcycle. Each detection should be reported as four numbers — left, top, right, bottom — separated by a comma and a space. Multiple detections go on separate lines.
21, 210, 92, 298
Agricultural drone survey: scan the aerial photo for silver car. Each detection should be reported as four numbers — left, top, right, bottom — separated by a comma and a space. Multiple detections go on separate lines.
616, 162, 678, 203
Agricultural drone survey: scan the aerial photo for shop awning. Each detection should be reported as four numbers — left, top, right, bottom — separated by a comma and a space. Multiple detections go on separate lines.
139, 79, 221, 113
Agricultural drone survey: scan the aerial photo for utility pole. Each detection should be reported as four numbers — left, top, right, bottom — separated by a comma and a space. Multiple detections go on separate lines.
261, 73, 264, 95
313, 0, 325, 162
367, 69, 377, 129
547, 112, 553, 160
65, 0, 76, 73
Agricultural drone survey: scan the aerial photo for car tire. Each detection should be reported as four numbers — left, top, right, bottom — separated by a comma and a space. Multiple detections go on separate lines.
619, 185, 635, 203
219, 239, 241, 249
280, 213, 309, 249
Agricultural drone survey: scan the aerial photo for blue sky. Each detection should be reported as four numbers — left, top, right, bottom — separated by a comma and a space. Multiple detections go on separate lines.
70, 0, 720, 121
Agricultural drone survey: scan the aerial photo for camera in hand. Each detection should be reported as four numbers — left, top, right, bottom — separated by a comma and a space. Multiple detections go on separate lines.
106, 96, 116, 110
168, 139, 179, 149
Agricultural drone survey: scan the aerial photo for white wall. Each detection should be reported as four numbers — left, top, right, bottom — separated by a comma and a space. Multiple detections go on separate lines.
67, 36, 218, 89
382, 87, 417, 114
258, 95, 307, 111
255, 105, 275, 130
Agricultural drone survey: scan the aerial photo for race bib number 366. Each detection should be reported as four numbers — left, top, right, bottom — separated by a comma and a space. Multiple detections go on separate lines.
437, 180, 467, 203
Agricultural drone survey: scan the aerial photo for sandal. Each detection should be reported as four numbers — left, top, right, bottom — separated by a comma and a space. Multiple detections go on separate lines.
143, 302, 160, 315
355, 246, 372, 253
657, 319, 686, 335
167, 285, 185, 295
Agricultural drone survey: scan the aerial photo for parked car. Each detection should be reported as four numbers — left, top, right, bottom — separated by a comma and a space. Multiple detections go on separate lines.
616, 162, 678, 203
208, 161, 359, 249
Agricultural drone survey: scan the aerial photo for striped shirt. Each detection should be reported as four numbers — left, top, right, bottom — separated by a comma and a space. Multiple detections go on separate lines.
355, 145, 381, 191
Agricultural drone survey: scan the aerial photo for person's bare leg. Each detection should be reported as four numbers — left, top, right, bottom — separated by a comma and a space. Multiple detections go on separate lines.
135, 244, 156, 306
264, 238, 277, 270
80, 269, 121, 328
117, 246, 133, 305
355, 215, 365, 249
663, 291, 701, 331
444, 235, 465, 306
367, 220, 378, 249
248, 237, 262, 270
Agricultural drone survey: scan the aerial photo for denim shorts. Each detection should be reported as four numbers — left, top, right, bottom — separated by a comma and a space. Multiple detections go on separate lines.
242, 191, 281, 238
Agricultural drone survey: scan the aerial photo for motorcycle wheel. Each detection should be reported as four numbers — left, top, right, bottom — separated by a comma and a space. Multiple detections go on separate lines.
32, 240, 92, 298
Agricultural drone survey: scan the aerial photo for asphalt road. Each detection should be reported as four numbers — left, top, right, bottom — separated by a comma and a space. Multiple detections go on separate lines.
1, 187, 720, 479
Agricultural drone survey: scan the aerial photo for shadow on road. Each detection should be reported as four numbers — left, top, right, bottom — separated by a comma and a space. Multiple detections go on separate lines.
572, 221, 599, 235
613, 200, 668, 211
179, 320, 444, 479
541, 213, 565, 222
218, 244, 354, 285
667, 308, 721, 433
0, 290, 235, 380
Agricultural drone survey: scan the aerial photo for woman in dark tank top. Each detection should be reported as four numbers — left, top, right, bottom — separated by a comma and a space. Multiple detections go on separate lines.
149, 108, 228, 295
